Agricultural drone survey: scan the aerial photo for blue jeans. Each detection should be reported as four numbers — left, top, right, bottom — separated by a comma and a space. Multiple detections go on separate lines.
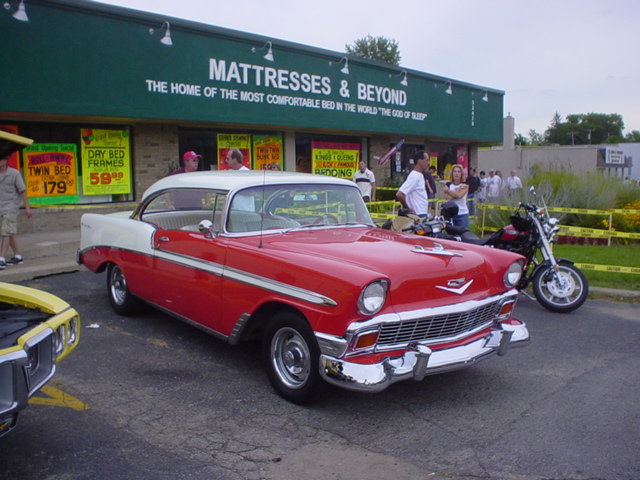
467, 193, 475, 216
453, 214, 469, 228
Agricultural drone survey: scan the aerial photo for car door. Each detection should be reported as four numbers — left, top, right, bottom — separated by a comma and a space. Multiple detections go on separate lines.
142, 190, 228, 331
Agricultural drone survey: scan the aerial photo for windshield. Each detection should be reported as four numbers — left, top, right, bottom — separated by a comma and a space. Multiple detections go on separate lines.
227, 184, 373, 233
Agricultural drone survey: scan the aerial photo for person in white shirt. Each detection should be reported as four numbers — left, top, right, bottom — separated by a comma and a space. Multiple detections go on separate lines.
476, 170, 488, 203
487, 169, 501, 199
225, 149, 250, 171
396, 150, 429, 217
353, 160, 376, 202
504, 169, 523, 194
444, 164, 470, 228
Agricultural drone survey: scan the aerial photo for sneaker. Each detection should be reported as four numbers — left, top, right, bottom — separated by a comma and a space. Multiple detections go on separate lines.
0, 260, 5, 270
7, 256, 23, 265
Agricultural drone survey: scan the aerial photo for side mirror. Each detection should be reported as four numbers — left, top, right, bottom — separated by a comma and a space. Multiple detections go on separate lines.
198, 219, 214, 238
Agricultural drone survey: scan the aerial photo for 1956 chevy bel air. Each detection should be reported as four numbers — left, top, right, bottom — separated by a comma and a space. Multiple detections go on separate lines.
78, 171, 529, 404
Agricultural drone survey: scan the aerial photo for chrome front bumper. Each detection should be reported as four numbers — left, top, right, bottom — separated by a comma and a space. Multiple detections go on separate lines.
319, 321, 529, 393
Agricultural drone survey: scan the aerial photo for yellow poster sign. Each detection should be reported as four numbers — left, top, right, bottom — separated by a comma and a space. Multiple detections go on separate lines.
23, 143, 79, 205
217, 134, 252, 170
311, 141, 359, 179
253, 136, 283, 170
81, 129, 131, 195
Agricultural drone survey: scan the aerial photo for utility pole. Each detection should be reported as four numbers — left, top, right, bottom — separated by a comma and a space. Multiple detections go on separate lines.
585, 129, 593, 145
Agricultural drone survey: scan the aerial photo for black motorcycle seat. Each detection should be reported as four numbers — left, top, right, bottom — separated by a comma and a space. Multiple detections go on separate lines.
444, 225, 494, 245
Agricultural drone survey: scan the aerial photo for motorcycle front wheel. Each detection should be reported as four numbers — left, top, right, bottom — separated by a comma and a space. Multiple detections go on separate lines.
532, 260, 588, 313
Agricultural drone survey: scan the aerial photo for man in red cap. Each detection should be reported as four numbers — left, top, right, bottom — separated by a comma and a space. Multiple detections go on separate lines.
169, 151, 202, 175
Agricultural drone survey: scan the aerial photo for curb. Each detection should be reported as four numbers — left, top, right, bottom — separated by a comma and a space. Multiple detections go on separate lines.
589, 286, 640, 299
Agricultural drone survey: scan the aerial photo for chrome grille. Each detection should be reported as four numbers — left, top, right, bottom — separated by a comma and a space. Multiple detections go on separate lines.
377, 301, 501, 346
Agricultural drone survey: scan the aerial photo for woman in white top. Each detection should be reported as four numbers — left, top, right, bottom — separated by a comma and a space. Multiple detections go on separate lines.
444, 164, 469, 228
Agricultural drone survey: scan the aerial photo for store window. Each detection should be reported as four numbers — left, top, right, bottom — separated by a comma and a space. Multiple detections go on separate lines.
1, 121, 134, 205
428, 142, 469, 180
295, 133, 368, 180
178, 127, 285, 172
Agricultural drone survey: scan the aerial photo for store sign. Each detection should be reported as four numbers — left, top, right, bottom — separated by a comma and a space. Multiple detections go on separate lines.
253, 136, 282, 170
0, 2, 504, 142
457, 146, 468, 171
606, 148, 624, 165
23, 144, 79, 205
80, 129, 131, 195
217, 134, 252, 169
311, 142, 359, 179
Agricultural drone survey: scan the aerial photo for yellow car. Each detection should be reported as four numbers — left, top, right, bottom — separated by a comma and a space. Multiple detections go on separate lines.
0, 282, 80, 437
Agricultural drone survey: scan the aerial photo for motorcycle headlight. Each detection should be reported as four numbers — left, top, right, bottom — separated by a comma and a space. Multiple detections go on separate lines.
357, 280, 388, 315
503, 260, 524, 288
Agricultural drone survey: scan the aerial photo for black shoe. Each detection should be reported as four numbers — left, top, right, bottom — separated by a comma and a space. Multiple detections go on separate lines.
7, 257, 23, 265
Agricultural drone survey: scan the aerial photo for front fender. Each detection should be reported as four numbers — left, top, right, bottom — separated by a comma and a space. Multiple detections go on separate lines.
530, 257, 574, 278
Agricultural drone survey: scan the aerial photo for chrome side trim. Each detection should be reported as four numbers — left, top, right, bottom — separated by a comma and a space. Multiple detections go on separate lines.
223, 266, 338, 306
228, 314, 250, 345
142, 300, 230, 343
84, 245, 338, 307
154, 249, 337, 306
153, 250, 225, 277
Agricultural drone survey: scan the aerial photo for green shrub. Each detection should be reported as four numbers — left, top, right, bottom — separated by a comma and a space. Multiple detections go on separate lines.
476, 168, 640, 237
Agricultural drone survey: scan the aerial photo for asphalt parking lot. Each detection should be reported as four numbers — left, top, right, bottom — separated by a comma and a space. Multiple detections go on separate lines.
1, 270, 639, 480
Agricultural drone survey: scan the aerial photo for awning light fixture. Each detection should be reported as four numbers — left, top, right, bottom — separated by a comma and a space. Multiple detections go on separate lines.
329, 57, 349, 75
252, 41, 274, 61
149, 21, 172, 46
3, 0, 28, 22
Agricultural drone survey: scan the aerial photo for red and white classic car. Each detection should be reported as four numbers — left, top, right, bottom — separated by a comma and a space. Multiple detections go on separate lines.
78, 171, 529, 404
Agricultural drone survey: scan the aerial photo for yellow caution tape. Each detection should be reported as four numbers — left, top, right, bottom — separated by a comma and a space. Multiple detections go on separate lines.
574, 263, 640, 274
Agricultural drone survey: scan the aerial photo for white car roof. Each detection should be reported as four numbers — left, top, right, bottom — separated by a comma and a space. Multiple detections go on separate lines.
143, 171, 356, 200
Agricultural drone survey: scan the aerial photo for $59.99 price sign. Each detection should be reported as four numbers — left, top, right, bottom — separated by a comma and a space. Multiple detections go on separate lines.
81, 128, 132, 196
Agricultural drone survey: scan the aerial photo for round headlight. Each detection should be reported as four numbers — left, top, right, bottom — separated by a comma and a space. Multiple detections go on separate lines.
504, 261, 524, 288
358, 280, 388, 315
54, 325, 65, 356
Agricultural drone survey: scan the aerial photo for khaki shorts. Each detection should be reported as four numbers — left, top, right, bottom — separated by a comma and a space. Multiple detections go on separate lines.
0, 211, 18, 237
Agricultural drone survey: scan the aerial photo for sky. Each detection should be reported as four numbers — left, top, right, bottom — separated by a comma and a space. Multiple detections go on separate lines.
95, 0, 640, 138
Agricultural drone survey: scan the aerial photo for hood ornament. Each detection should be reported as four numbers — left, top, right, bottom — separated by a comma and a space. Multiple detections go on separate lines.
412, 244, 463, 257
436, 279, 474, 295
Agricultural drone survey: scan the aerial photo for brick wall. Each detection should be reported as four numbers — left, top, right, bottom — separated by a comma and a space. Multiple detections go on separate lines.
131, 123, 179, 200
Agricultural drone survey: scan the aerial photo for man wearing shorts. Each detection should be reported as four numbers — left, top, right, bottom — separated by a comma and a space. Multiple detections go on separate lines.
0, 154, 31, 269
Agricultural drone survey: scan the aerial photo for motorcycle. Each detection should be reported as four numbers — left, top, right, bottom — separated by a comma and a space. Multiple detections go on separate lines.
383, 187, 588, 313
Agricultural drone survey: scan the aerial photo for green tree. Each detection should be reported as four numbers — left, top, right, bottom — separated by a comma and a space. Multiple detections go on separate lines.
515, 133, 528, 146
528, 129, 544, 145
624, 130, 640, 142
345, 35, 401, 65
544, 112, 624, 145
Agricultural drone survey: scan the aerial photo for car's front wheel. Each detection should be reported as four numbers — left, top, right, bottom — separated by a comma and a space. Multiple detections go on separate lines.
107, 263, 142, 316
262, 311, 323, 404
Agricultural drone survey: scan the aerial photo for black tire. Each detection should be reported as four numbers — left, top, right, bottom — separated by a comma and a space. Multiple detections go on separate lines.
532, 260, 588, 313
107, 263, 143, 316
262, 311, 323, 405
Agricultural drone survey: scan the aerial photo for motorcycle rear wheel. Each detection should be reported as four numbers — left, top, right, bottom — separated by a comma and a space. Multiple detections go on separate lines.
532, 260, 588, 313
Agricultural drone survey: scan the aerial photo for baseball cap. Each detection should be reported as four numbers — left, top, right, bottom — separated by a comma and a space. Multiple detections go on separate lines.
489, 169, 495, 173
182, 151, 202, 162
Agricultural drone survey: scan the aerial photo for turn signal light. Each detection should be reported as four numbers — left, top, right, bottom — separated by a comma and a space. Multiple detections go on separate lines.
497, 300, 516, 320
354, 331, 379, 350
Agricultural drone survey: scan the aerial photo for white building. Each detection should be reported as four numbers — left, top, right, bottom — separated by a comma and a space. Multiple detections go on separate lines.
479, 115, 636, 181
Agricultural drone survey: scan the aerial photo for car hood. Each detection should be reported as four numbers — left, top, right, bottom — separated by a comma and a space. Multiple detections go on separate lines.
260, 227, 520, 308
